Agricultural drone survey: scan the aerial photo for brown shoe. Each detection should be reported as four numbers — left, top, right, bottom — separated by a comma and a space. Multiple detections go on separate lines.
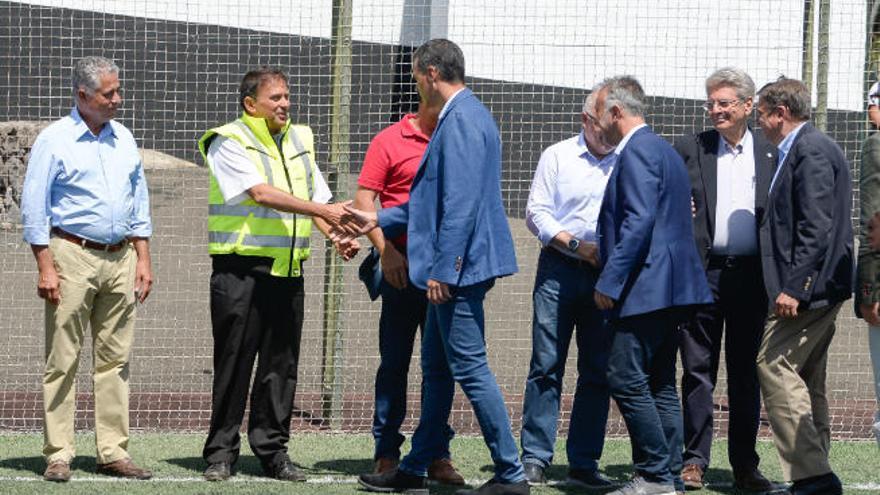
681, 463, 703, 490
43, 461, 71, 482
96, 458, 153, 480
427, 458, 465, 486
374, 457, 399, 474
734, 469, 777, 492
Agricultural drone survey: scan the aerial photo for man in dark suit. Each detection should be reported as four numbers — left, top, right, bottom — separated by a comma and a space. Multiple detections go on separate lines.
674, 67, 776, 492
754, 77, 852, 495
590, 76, 713, 495
347, 39, 528, 495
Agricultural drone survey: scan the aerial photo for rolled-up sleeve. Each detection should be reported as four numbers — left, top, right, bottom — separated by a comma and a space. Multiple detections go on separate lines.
20, 136, 56, 245
525, 148, 564, 246
129, 157, 152, 238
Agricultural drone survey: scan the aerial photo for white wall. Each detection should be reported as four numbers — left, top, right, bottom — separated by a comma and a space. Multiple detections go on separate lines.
14, 0, 868, 110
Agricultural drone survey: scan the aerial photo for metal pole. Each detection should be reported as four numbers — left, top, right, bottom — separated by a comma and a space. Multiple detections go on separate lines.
814, 0, 830, 131
321, 0, 352, 429
802, 0, 815, 92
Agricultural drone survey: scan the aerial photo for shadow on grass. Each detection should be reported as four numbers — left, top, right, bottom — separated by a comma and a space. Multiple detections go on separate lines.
0, 455, 96, 476
311, 458, 373, 476
165, 456, 266, 477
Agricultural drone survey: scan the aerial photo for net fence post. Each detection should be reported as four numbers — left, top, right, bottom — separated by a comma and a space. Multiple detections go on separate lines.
321, 0, 353, 430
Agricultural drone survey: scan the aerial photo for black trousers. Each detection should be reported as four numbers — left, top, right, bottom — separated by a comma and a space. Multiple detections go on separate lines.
203, 255, 305, 468
679, 255, 766, 474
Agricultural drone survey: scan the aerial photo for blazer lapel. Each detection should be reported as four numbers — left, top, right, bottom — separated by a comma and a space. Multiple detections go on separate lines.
753, 129, 776, 215
412, 88, 473, 186
700, 131, 719, 237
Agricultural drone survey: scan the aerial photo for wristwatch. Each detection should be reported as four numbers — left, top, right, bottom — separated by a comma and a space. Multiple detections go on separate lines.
567, 238, 580, 253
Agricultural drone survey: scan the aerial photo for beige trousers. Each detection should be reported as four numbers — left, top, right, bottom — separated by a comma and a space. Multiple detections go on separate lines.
42, 236, 137, 464
756, 302, 842, 482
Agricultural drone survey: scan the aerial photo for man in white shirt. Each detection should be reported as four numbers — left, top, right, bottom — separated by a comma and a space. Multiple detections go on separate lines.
198, 67, 357, 483
673, 67, 777, 492
519, 92, 616, 489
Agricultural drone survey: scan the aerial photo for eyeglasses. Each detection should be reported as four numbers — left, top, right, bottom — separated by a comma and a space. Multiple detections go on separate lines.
702, 99, 742, 112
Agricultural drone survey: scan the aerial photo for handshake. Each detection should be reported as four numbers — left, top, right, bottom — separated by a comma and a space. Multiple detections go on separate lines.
319, 201, 380, 260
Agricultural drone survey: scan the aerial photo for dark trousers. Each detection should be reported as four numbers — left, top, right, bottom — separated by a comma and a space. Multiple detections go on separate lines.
520, 250, 611, 471
203, 255, 305, 468
679, 255, 765, 473
372, 281, 453, 460
607, 308, 685, 485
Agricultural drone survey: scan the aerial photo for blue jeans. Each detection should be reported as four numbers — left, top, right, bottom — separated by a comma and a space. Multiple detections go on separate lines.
521, 250, 611, 471
607, 308, 685, 485
400, 280, 525, 483
372, 280, 453, 460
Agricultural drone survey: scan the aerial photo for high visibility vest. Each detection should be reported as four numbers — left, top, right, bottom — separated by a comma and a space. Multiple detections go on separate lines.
199, 112, 316, 277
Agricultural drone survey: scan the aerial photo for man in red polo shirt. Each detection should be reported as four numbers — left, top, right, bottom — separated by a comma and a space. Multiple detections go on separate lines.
353, 100, 464, 485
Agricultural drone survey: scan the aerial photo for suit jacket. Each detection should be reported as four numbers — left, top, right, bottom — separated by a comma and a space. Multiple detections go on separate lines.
857, 132, 880, 311
596, 126, 712, 319
674, 128, 777, 267
759, 122, 853, 309
378, 88, 518, 290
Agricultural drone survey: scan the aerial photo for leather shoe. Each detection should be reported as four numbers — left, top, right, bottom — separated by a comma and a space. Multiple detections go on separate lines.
375, 457, 399, 474
567, 468, 614, 488
428, 458, 465, 485
522, 462, 545, 484
680, 464, 703, 490
358, 467, 429, 493
734, 468, 777, 492
96, 458, 152, 480
43, 461, 71, 482
204, 461, 233, 481
264, 456, 306, 481
455, 478, 530, 494
787, 472, 842, 495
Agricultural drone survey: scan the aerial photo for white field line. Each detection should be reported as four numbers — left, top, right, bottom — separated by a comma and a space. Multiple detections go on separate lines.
0, 476, 878, 491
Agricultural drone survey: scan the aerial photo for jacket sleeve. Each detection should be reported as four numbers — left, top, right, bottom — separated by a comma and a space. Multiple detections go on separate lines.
595, 144, 660, 300
782, 142, 835, 301
857, 133, 880, 307
428, 111, 485, 286
378, 202, 409, 239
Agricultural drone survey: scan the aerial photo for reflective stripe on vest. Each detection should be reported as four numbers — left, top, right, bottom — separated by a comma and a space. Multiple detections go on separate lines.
208, 204, 293, 220
288, 129, 314, 200
208, 231, 310, 249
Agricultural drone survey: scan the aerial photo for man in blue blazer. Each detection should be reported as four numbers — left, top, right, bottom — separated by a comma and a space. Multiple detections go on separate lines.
348, 39, 528, 495
754, 77, 852, 495
590, 76, 712, 495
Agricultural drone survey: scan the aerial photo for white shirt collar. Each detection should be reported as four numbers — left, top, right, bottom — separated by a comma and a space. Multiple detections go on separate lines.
438, 87, 467, 121
613, 123, 648, 155
717, 128, 752, 156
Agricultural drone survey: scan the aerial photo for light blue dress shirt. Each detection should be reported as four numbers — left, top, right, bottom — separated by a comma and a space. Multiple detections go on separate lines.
525, 132, 617, 250
769, 122, 806, 194
21, 107, 152, 245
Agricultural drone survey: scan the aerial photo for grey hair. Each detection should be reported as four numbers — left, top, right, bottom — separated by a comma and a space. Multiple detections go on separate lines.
757, 76, 811, 121
593, 76, 647, 117
72, 56, 119, 96
582, 91, 597, 115
705, 67, 756, 100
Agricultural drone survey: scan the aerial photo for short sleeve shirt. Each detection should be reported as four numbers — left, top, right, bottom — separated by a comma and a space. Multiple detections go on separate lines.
357, 114, 430, 249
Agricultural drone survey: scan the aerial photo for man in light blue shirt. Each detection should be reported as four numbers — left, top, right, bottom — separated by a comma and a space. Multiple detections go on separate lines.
20, 56, 153, 483
519, 92, 616, 488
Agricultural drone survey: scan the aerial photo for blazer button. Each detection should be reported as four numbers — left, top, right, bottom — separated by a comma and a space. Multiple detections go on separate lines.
454, 256, 462, 272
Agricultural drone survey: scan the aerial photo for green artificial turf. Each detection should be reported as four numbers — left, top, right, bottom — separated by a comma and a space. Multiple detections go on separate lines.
0, 433, 876, 494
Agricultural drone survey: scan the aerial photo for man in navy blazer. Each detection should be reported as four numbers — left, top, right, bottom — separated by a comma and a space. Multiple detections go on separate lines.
674, 67, 776, 492
754, 77, 852, 495
349, 39, 528, 495
590, 76, 712, 495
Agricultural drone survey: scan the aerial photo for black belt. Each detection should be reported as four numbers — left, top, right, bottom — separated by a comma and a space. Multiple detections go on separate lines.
51, 227, 128, 252
707, 254, 759, 270
542, 247, 597, 270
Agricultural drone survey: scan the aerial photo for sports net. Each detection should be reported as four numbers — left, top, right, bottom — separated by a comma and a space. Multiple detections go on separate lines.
0, 0, 876, 440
